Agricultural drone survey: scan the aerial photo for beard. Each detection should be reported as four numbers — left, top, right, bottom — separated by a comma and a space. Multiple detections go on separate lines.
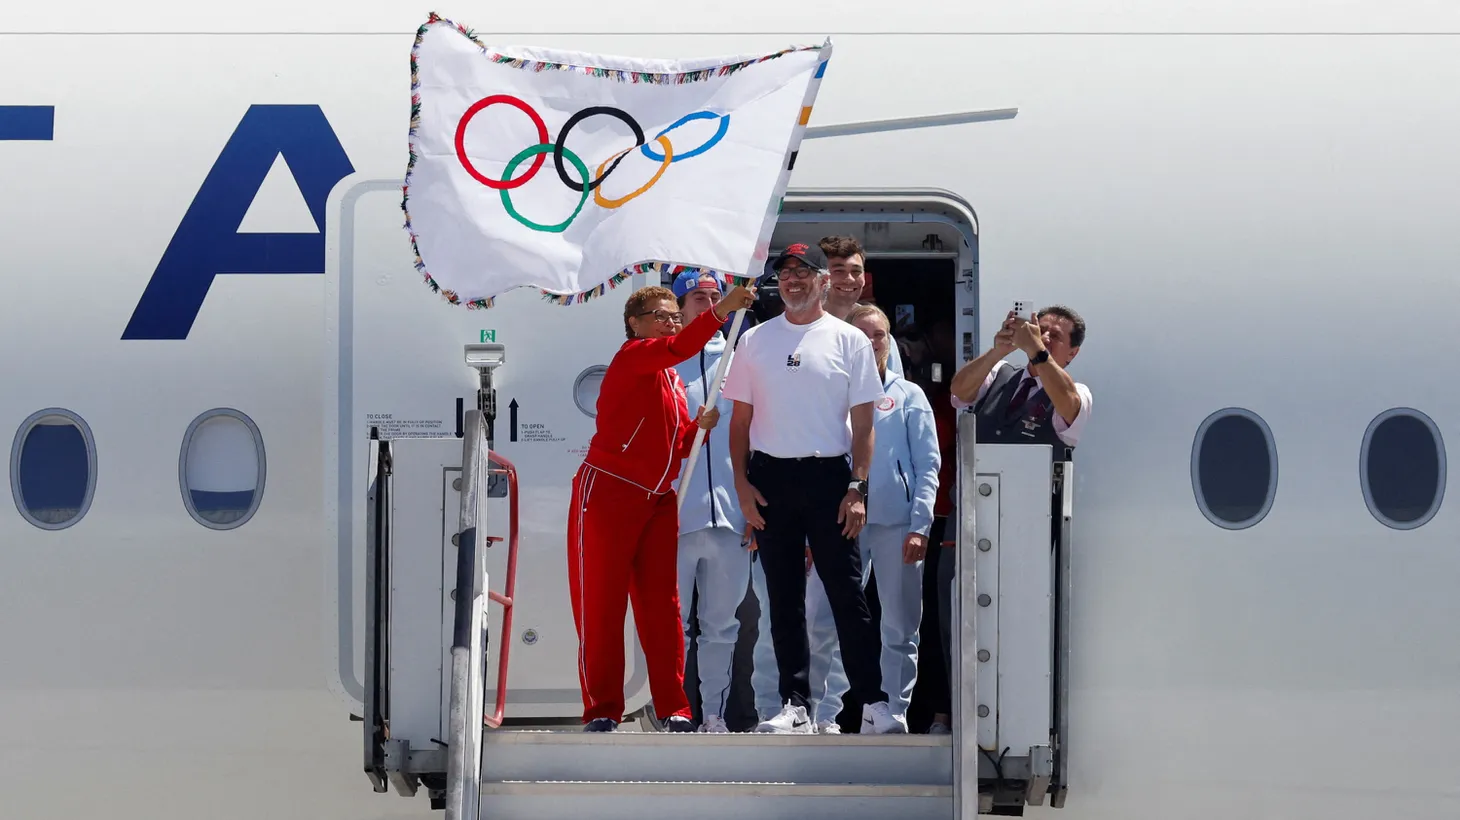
780, 279, 825, 314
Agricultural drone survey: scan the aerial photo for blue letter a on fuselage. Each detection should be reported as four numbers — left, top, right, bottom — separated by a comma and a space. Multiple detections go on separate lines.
122, 105, 355, 340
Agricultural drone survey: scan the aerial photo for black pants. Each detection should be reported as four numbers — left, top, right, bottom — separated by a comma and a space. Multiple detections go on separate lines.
748, 452, 887, 710
920, 516, 952, 718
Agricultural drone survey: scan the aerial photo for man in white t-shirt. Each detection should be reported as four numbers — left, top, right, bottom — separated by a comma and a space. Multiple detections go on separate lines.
723, 241, 904, 735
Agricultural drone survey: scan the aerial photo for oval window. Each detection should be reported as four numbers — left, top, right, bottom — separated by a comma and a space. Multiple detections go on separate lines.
180, 409, 265, 530
573, 366, 608, 418
1191, 408, 1277, 529
1361, 408, 1445, 530
10, 409, 97, 530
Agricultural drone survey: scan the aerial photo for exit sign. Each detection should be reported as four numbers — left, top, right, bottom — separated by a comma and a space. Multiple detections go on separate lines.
480, 329, 496, 343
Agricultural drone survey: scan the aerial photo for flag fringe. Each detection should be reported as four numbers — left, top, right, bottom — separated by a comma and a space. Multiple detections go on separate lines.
536, 263, 754, 307
418, 10, 821, 85
404, 11, 799, 309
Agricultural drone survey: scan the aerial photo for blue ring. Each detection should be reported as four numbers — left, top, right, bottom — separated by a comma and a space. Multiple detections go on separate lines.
640, 111, 729, 163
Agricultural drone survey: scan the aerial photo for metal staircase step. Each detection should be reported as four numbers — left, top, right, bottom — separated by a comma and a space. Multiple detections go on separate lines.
478, 779, 953, 820
480, 730, 952, 787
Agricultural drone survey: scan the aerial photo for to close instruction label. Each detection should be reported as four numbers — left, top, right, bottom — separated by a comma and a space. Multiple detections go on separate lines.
366, 413, 447, 439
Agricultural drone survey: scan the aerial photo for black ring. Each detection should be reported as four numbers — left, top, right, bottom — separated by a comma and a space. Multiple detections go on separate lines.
553, 106, 645, 193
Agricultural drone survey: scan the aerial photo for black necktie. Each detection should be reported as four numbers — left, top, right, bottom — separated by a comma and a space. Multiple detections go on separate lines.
1004, 376, 1037, 420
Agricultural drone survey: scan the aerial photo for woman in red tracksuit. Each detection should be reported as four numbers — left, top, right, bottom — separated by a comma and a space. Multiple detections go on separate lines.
568, 280, 755, 732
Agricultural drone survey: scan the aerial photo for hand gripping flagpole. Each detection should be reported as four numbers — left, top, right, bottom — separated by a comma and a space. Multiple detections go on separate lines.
676, 302, 748, 511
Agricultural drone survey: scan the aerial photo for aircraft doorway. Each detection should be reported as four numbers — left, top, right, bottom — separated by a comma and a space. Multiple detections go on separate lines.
699, 190, 982, 733
864, 253, 960, 397
688, 249, 968, 734
855, 251, 961, 735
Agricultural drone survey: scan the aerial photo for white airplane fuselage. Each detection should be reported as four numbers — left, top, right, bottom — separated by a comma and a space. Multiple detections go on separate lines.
3, 2, 1459, 818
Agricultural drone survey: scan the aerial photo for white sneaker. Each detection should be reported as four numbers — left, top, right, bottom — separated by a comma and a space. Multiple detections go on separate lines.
815, 720, 841, 735
755, 703, 813, 734
861, 702, 909, 734
700, 715, 730, 733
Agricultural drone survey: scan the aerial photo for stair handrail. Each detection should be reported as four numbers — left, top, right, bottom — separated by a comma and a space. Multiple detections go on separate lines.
444, 409, 489, 820
482, 450, 519, 729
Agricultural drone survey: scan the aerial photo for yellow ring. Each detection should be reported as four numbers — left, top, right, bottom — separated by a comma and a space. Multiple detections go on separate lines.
594, 135, 673, 209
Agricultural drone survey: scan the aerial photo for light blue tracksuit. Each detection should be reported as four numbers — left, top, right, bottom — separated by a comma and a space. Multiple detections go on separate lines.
674, 332, 751, 721
807, 370, 940, 720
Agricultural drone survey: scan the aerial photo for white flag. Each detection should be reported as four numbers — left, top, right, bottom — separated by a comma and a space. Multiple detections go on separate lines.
404, 13, 831, 307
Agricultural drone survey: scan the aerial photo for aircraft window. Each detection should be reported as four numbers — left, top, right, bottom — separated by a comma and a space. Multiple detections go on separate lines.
573, 366, 607, 418
1191, 408, 1277, 529
10, 409, 97, 530
180, 409, 266, 530
1361, 408, 1445, 530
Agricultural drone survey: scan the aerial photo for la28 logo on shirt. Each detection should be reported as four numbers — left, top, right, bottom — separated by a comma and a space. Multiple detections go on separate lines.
786, 353, 801, 371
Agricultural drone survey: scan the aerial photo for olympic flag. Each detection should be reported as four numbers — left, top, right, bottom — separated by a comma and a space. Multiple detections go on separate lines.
404, 13, 831, 307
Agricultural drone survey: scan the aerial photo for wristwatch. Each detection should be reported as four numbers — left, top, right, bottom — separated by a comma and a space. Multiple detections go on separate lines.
848, 479, 868, 499
1029, 349, 1050, 366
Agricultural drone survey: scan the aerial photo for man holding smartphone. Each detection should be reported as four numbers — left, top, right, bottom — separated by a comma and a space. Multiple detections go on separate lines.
949, 304, 1090, 447
929, 304, 1091, 733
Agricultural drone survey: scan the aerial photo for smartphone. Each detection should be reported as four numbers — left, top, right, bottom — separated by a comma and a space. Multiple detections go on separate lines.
1012, 300, 1032, 319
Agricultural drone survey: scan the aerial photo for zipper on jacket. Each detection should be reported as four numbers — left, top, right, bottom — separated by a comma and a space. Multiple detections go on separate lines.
623, 417, 645, 452
896, 459, 911, 502
698, 350, 722, 527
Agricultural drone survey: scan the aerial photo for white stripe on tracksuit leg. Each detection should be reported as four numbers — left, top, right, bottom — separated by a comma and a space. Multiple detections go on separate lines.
575, 467, 599, 709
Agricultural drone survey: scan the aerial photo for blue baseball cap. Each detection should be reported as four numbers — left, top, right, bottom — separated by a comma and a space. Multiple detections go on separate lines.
671, 269, 724, 299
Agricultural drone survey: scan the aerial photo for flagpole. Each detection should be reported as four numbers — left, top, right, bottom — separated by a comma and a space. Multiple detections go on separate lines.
673, 38, 831, 510
675, 304, 748, 510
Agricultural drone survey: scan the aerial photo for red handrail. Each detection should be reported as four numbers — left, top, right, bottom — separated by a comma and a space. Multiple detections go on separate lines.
482, 451, 519, 729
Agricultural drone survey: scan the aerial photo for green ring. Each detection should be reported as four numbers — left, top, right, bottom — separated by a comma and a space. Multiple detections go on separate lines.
500, 144, 590, 233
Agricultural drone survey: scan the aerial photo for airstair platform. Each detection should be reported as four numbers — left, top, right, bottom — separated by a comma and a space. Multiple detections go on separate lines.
478, 730, 953, 820
351, 346, 1072, 818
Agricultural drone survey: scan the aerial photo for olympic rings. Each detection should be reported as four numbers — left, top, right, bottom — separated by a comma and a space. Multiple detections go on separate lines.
553, 107, 645, 193
640, 111, 729, 163
500, 144, 590, 233
455, 95, 549, 190
595, 136, 673, 210
454, 95, 729, 232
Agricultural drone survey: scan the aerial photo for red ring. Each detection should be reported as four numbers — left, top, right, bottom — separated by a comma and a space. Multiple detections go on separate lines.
454, 94, 550, 190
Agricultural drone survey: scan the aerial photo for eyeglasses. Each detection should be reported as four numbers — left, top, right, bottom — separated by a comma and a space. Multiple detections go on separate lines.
777, 264, 818, 280
636, 309, 684, 324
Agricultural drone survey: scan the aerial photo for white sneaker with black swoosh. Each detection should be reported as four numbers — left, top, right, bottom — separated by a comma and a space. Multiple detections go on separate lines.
861, 701, 909, 734
755, 703, 813, 734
